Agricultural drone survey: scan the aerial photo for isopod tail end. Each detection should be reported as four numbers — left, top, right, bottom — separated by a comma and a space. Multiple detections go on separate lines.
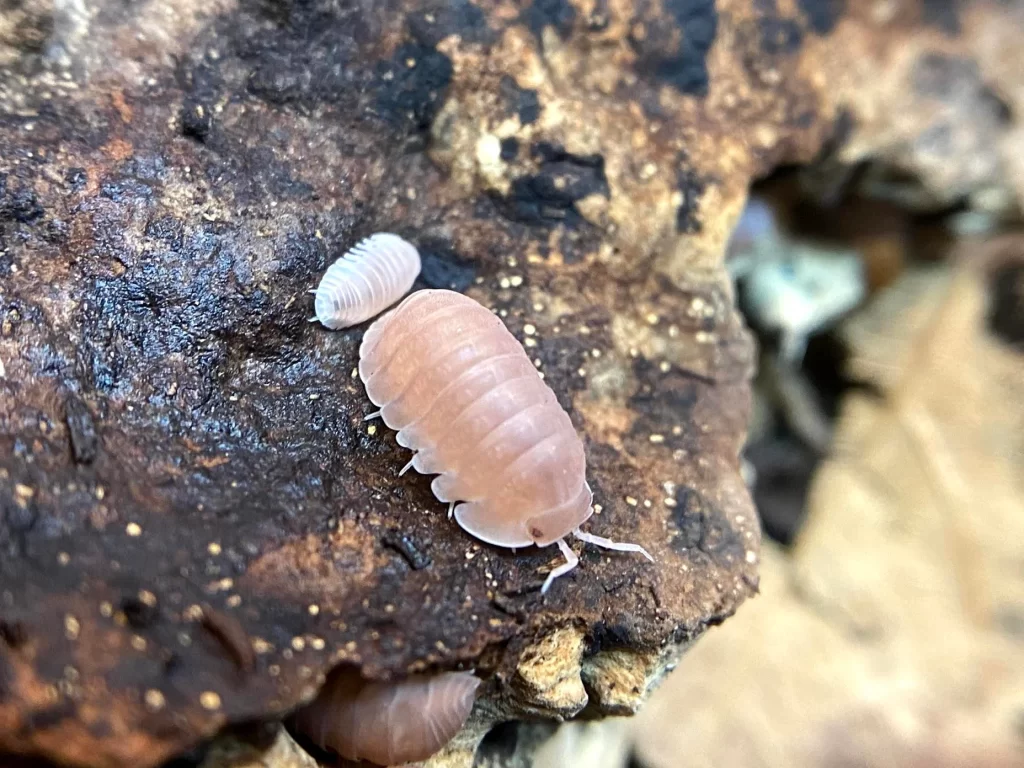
541, 538, 579, 595
573, 528, 654, 562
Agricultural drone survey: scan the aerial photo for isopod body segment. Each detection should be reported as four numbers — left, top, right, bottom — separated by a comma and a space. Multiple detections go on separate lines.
312, 233, 421, 329
358, 289, 652, 593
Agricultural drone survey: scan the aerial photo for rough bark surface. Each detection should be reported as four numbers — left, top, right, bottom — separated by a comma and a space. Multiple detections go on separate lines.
1, 0, 1021, 766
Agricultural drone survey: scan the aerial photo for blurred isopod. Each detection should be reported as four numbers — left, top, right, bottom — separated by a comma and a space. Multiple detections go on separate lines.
293, 669, 481, 766
311, 233, 421, 329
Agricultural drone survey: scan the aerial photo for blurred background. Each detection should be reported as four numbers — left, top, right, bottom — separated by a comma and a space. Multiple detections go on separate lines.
521, 166, 1024, 768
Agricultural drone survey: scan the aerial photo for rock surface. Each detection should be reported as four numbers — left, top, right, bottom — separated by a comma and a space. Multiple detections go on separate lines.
1, 0, 1022, 766
197, 725, 318, 768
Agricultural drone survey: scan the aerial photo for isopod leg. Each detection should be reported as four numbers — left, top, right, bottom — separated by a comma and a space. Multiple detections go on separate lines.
448, 502, 454, 520
363, 410, 382, 421
573, 529, 654, 562
541, 538, 579, 595
399, 457, 415, 476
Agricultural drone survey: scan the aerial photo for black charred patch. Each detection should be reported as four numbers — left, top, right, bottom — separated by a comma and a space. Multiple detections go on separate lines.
675, 167, 706, 233
273, 230, 326, 280
180, 99, 212, 142
76, 237, 260, 396
518, 159, 605, 204
532, 142, 602, 168
119, 595, 160, 630
796, 0, 845, 35
0, 176, 44, 224
737, 13, 802, 86
26, 699, 77, 731
42, 217, 68, 245
99, 159, 164, 204
534, 335, 590, 410
3, 497, 35, 535
144, 215, 185, 251
64, 394, 98, 464
589, 617, 641, 653
524, 0, 577, 39
201, 606, 255, 674
497, 143, 608, 226
244, 46, 357, 109
237, 4, 364, 111
632, 0, 718, 96
922, 0, 961, 36
409, 0, 494, 47
64, 168, 87, 191
178, 59, 221, 143
669, 487, 745, 560
987, 261, 1024, 352
759, 16, 803, 55
374, 43, 454, 130
381, 531, 432, 570
500, 137, 520, 161
499, 75, 541, 125
0, 620, 28, 649
239, 147, 316, 201
628, 358, 700, 446
416, 241, 478, 292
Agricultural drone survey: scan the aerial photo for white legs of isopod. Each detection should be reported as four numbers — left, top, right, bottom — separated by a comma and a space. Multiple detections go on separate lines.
541, 528, 654, 595
573, 529, 654, 561
364, 410, 382, 421
542, 539, 579, 594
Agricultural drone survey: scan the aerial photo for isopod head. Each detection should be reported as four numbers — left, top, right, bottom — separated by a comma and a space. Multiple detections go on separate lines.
451, 480, 594, 550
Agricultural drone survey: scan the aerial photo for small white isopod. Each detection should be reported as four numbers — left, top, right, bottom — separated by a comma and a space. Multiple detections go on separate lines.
310, 233, 421, 329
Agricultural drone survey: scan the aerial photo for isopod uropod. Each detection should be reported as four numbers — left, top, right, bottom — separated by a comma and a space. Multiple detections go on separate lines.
359, 289, 652, 593
293, 669, 481, 766
310, 233, 421, 329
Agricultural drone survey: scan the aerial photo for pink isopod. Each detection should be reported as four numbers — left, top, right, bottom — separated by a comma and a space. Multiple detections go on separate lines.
311, 233, 421, 329
359, 289, 652, 593
293, 669, 481, 766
